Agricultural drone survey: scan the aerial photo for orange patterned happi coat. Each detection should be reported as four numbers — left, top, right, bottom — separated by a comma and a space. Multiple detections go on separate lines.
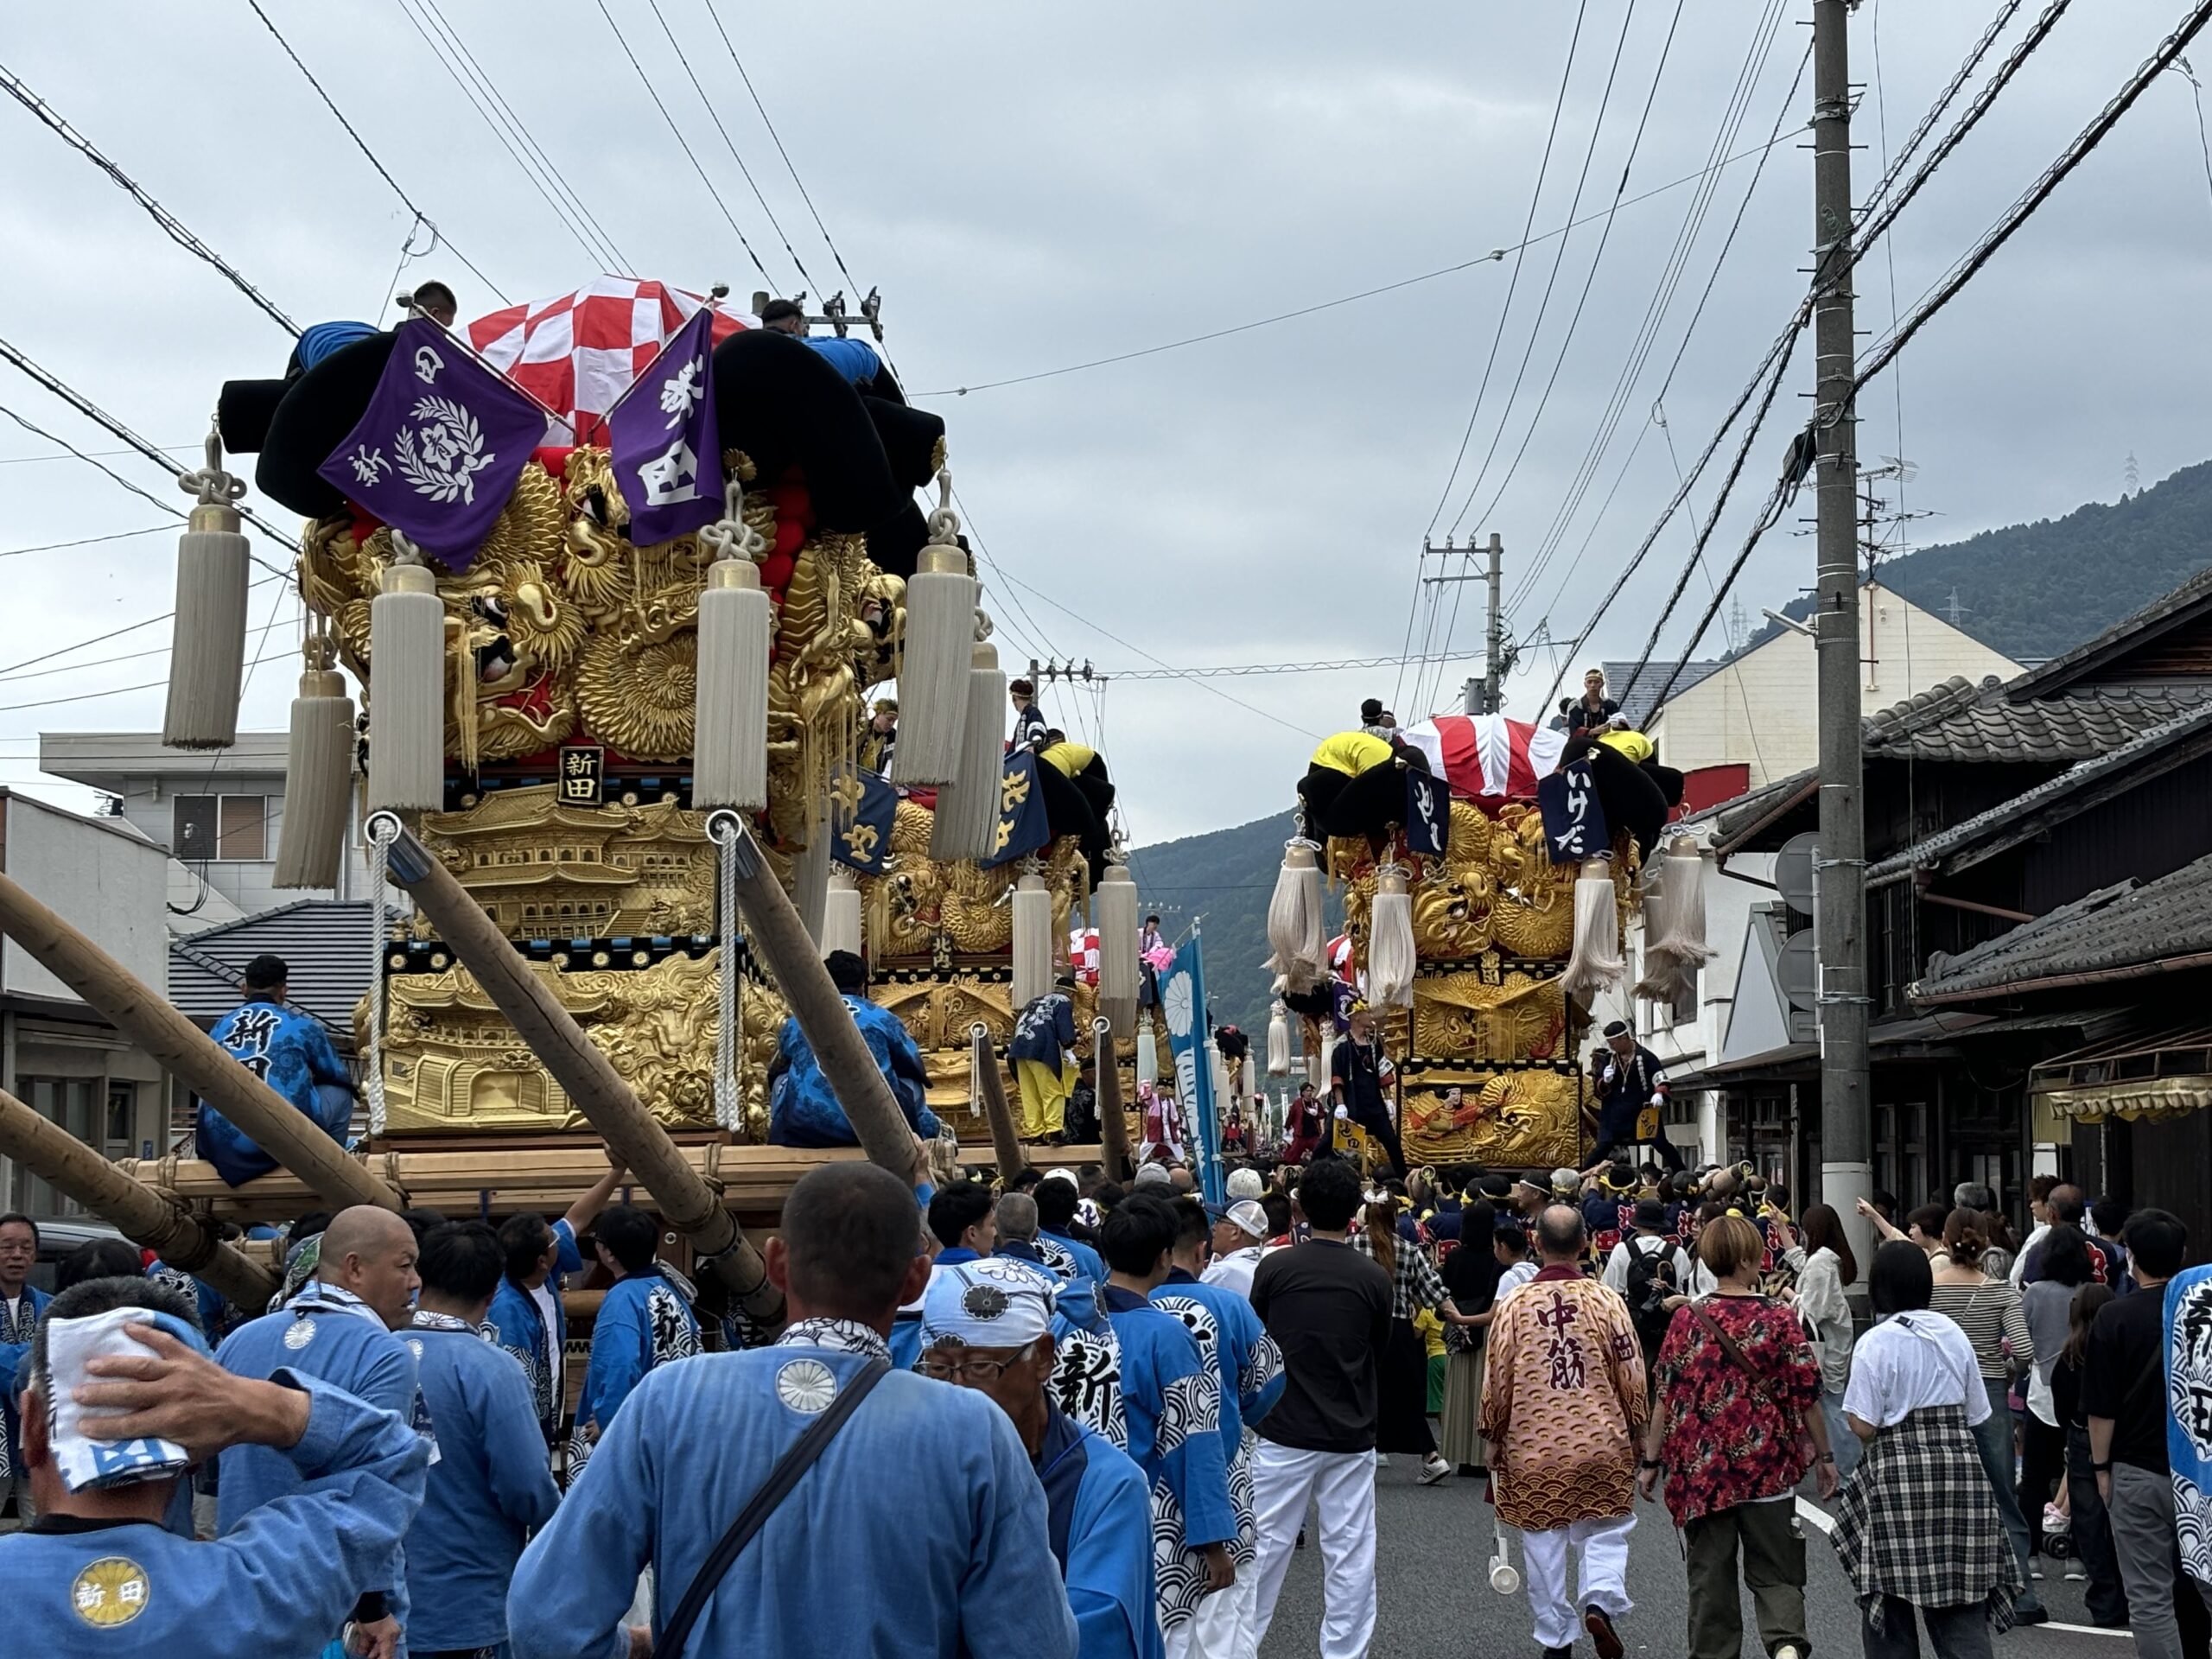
1478, 1268, 1649, 1532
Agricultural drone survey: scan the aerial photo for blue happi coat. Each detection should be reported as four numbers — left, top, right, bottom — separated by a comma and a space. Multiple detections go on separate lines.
199, 995, 356, 1185
568, 1269, 699, 1469
1040, 1227, 1109, 1298
1036, 1403, 1165, 1659
767, 994, 942, 1147
485, 1217, 584, 1437
1100, 1286, 1235, 1633
404, 1319, 561, 1654
1152, 1268, 1287, 1565
0, 1371, 426, 1659
216, 1291, 421, 1653
507, 1328, 1077, 1659
0, 1285, 52, 1482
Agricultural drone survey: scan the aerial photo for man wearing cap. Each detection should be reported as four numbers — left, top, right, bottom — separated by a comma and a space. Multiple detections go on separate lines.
511, 1163, 1077, 1659
920, 1255, 1162, 1659
1601, 1198, 1693, 1371
198, 952, 359, 1188
1593, 1020, 1681, 1173
0, 1275, 430, 1659
1157, 1198, 1286, 1659
1202, 1202, 1272, 1300
1330, 1003, 1405, 1179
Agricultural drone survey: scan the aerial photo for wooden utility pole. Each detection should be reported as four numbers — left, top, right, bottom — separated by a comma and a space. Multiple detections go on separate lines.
970, 1026, 1028, 1180
0, 869, 401, 1215
1811, 0, 1873, 1243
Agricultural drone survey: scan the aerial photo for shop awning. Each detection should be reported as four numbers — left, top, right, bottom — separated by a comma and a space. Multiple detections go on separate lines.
2030, 1023, 2212, 1122
1666, 1041, 1817, 1093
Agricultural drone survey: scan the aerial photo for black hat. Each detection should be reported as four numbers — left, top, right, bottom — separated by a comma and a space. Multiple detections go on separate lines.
1632, 1198, 1667, 1230
1602, 1020, 1630, 1039
1360, 697, 1383, 722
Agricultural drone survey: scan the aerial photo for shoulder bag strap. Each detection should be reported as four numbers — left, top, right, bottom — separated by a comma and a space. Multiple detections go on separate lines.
652, 1357, 893, 1659
1688, 1300, 1781, 1413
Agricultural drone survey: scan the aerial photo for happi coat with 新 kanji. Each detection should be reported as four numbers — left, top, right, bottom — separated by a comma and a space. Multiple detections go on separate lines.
1478, 1265, 1648, 1532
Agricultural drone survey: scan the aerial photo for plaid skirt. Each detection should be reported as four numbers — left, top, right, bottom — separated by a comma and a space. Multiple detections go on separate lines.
1830, 1403, 2023, 1630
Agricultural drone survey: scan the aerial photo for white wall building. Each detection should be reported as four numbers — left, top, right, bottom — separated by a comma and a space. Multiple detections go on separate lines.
39, 730, 369, 929
0, 787, 172, 1214
1637, 581, 2020, 789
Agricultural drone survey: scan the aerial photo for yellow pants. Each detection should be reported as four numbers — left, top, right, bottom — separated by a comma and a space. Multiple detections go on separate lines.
1014, 1058, 1075, 1139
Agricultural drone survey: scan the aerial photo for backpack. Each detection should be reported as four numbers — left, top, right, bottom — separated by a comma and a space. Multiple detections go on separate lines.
1623, 1235, 1679, 1351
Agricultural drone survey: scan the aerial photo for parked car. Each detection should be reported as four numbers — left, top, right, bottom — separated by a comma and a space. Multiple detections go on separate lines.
21, 1217, 130, 1295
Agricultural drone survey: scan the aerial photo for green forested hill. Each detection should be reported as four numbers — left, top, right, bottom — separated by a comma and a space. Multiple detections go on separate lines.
1769, 458, 2212, 660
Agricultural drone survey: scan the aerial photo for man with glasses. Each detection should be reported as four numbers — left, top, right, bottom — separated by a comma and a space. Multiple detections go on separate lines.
921, 1255, 1163, 1659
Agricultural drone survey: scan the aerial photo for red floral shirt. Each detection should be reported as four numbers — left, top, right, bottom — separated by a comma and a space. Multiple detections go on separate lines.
1652, 1294, 1821, 1524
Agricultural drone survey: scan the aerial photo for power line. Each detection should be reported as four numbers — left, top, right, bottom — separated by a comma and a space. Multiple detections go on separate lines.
1109, 652, 1478, 682
1855, 0, 2028, 226
0, 524, 172, 561
697, 0, 863, 296
640, 0, 818, 293
241, 0, 506, 303
0, 443, 194, 467
910, 118, 1813, 402
590, 0, 777, 286
0, 63, 300, 335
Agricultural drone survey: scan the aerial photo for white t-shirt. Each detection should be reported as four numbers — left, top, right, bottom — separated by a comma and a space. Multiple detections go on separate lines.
1497, 1260, 1539, 1301
1603, 1234, 1693, 1296
1, 1292, 26, 1337
1202, 1246, 1266, 1300
1842, 1310, 1990, 1431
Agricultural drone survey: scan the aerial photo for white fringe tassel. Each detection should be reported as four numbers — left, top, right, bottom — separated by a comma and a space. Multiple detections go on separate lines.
822, 869, 865, 960
1136, 1014, 1160, 1089
1012, 869, 1052, 1007
273, 641, 356, 890
1310, 1033, 1336, 1093
1241, 1055, 1258, 1108
1095, 861, 1141, 1038
1637, 840, 1715, 1003
1561, 864, 1628, 998
930, 640, 1007, 861
1367, 866, 1418, 1008
162, 437, 252, 751
365, 547, 447, 813
1267, 1001, 1291, 1076
1267, 840, 1330, 990
890, 481, 977, 785
693, 556, 772, 812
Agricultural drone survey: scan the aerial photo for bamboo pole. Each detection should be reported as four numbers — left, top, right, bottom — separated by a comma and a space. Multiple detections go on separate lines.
380, 827, 784, 1324
970, 1025, 1027, 1181
712, 818, 927, 1178
1091, 1015, 1133, 1181
0, 868, 400, 1214
0, 1087, 279, 1310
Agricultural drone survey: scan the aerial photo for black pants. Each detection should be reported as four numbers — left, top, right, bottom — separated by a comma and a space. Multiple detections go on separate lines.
2064, 1423, 2131, 1628
2019, 1412, 2064, 1554
1324, 1103, 1405, 1176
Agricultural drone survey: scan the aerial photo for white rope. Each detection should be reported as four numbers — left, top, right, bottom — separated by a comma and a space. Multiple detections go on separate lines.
969, 1022, 986, 1120
713, 817, 742, 1135
363, 812, 397, 1136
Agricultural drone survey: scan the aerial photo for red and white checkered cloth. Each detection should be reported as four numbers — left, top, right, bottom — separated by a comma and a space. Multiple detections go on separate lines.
1400, 713, 1565, 807
1067, 926, 1100, 988
464, 277, 757, 442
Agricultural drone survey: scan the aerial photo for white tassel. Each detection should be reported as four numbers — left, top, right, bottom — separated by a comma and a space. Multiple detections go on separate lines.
1241, 1054, 1258, 1107
1012, 868, 1052, 1007
692, 541, 772, 813
930, 639, 1006, 861
1267, 1001, 1290, 1075
365, 542, 446, 814
890, 474, 978, 785
1561, 863, 1627, 998
1638, 838, 1715, 1002
822, 868, 865, 960
1266, 839, 1329, 990
1310, 1033, 1336, 1092
792, 820, 831, 946
1095, 861, 1140, 1039
1367, 865, 1418, 1008
162, 511, 251, 753
1136, 1012, 1160, 1088
273, 639, 355, 890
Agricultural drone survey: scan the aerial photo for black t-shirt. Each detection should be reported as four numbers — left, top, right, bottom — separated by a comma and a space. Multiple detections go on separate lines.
1250, 1238, 1394, 1453
2081, 1284, 2169, 1472
1332, 1038, 1388, 1125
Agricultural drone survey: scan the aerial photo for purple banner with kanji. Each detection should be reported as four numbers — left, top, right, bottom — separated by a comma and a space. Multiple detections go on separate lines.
609, 304, 722, 545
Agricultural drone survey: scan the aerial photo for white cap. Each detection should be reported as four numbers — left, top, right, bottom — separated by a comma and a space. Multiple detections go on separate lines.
1226, 1168, 1264, 1201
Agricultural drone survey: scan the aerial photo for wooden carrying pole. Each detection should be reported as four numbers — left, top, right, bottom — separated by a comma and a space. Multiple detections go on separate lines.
381, 827, 784, 1324
0, 1086, 279, 1310
712, 818, 929, 1178
1092, 1015, 1133, 1180
0, 868, 400, 1215
971, 1026, 1028, 1181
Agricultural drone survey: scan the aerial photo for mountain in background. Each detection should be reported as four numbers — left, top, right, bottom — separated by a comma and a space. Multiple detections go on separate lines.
1756, 457, 2212, 661
1125, 462, 2212, 1031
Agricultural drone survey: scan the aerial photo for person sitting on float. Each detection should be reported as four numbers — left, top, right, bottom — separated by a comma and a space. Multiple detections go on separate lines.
766, 950, 941, 1150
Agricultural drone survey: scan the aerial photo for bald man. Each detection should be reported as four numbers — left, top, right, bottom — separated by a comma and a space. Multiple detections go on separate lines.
216, 1206, 423, 1659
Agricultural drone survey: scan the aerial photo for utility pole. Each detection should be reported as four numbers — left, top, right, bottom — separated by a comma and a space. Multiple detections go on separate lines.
1811, 0, 1872, 1249
1480, 531, 1506, 715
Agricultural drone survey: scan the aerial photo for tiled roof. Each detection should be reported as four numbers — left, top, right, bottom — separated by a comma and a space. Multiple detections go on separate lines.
1912, 852, 2212, 1002
1867, 697, 2212, 881
167, 899, 394, 1043
1600, 658, 1726, 733
1862, 674, 2211, 763
2003, 563, 2212, 702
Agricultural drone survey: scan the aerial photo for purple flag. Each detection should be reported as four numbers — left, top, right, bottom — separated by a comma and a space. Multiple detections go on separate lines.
317, 319, 547, 571
609, 305, 722, 545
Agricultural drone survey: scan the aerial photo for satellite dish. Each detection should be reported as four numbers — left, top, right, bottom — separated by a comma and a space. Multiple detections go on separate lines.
1778, 931, 1817, 1013
1776, 832, 1818, 917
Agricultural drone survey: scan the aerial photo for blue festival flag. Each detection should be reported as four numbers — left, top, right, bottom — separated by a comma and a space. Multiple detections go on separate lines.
825, 764, 897, 875
609, 305, 722, 545
1160, 928, 1224, 1205
982, 751, 1052, 868
1404, 766, 1446, 856
1537, 758, 1610, 864
317, 318, 548, 570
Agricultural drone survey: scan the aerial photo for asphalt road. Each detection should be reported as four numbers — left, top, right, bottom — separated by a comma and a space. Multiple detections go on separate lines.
1256, 1457, 2133, 1657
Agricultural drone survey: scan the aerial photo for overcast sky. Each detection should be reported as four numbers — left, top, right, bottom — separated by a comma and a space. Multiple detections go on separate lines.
3, 1, 2209, 847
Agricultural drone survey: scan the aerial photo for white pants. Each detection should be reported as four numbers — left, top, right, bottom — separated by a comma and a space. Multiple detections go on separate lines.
1249, 1441, 1378, 1659
1519, 1511, 1634, 1651
1165, 1570, 1258, 1659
